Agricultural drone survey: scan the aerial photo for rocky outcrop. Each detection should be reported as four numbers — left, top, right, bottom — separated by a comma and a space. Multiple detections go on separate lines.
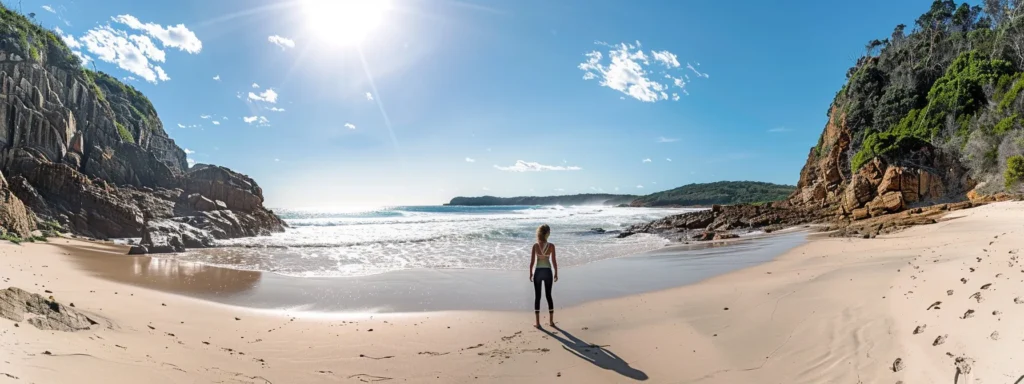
0, 170, 33, 237
0, 10, 284, 251
786, 104, 969, 221
0, 287, 96, 331
619, 204, 814, 241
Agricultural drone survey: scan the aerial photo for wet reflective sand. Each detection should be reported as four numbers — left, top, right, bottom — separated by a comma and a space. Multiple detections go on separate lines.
62, 232, 808, 313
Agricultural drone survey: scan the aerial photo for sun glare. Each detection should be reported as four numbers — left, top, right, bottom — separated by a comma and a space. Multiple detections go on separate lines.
301, 0, 391, 46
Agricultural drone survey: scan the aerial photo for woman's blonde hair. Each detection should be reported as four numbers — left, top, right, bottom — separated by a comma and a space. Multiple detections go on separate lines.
536, 224, 551, 243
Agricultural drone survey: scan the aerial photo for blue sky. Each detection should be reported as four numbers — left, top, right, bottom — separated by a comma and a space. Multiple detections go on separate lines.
22, 0, 943, 207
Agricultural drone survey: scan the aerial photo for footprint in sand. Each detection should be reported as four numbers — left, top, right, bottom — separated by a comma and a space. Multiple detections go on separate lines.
961, 278, 968, 284
892, 358, 905, 372
990, 331, 1000, 340
947, 290, 954, 296
1015, 297, 1024, 304
962, 309, 975, 319
970, 292, 984, 303
933, 334, 947, 346
927, 301, 942, 310
980, 283, 992, 290
913, 325, 926, 334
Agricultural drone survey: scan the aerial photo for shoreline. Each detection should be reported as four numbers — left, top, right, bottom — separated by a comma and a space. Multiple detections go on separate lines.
56, 231, 810, 313
2, 202, 1023, 383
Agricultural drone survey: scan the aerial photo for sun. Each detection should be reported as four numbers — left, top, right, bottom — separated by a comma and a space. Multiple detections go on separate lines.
301, 0, 391, 46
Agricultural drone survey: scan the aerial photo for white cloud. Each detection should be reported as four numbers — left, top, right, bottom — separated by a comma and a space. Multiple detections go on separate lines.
177, 123, 186, 128
482, 187, 490, 191
112, 14, 202, 54
77, 26, 164, 82
274, 158, 280, 162
186, 158, 196, 167
222, 117, 228, 121
666, 158, 672, 162
243, 116, 270, 126
183, 148, 195, 154
651, 50, 680, 68
55, 28, 80, 49
656, 137, 678, 143
614, 187, 620, 191
365, 92, 374, 101
200, 115, 212, 119
213, 75, 220, 81
63, 15, 201, 82
251, 83, 259, 89
465, 157, 476, 163
554, 188, 565, 192
268, 35, 295, 50
212, 121, 221, 125
672, 93, 681, 101
494, 160, 582, 172
344, 123, 356, 130
642, 158, 652, 163
686, 62, 710, 78
636, 185, 644, 189
155, 66, 170, 81
41, 5, 56, 13
122, 76, 137, 82
248, 89, 279, 103
579, 42, 704, 102
768, 127, 793, 133
268, 107, 286, 112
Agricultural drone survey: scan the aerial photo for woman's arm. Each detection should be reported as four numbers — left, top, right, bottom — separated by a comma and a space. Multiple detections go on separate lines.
551, 245, 558, 282
529, 244, 536, 281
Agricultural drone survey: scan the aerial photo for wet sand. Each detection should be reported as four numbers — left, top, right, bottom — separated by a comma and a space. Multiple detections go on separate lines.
61, 232, 808, 312
3, 202, 1024, 383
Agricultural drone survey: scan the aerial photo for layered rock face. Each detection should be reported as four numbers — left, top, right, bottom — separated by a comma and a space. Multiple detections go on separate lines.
785, 105, 970, 221
0, 12, 284, 251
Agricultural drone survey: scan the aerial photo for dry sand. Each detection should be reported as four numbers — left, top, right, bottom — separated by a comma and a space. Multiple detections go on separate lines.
2, 202, 1024, 383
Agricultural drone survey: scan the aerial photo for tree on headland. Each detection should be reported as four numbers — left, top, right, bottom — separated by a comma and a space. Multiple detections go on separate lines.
827, 0, 1024, 194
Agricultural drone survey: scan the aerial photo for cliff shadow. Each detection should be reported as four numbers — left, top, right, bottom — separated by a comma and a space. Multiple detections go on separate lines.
540, 325, 648, 381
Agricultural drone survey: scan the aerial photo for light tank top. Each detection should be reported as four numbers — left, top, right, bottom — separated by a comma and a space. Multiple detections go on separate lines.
535, 242, 552, 269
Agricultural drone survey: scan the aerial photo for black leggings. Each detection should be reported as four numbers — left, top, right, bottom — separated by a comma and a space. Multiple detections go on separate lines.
533, 268, 554, 311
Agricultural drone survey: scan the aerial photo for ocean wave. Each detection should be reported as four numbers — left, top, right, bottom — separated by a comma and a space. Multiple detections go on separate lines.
184, 206, 699, 277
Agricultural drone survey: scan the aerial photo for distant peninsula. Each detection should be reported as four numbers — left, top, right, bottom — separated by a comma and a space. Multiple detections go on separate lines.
446, 181, 795, 207
446, 194, 637, 207
628, 181, 796, 207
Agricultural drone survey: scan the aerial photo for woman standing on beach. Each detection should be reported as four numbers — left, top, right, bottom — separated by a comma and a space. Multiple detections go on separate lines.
529, 224, 558, 327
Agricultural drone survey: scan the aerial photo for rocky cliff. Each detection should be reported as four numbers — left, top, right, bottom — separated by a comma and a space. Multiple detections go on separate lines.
785, 2, 1024, 220
0, 7, 284, 250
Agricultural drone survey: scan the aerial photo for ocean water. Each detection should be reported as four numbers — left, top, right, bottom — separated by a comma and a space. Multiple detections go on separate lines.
176, 205, 699, 277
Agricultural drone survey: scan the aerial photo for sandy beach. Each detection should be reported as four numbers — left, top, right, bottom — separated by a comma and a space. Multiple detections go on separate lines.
3, 202, 1024, 383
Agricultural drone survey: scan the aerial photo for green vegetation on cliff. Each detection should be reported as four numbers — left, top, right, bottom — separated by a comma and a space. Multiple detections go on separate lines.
629, 181, 795, 207
0, 6, 79, 67
833, 0, 1024, 193
1006, 154, 1024, 188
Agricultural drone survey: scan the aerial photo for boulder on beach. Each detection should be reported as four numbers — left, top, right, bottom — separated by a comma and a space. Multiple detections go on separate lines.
0, 287, 96, 331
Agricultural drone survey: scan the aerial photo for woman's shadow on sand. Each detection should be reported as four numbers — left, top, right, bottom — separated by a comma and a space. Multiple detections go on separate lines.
539, 325, 648, 381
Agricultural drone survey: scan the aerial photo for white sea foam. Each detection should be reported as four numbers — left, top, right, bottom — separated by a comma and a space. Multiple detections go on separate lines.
174, 205, 699, 277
